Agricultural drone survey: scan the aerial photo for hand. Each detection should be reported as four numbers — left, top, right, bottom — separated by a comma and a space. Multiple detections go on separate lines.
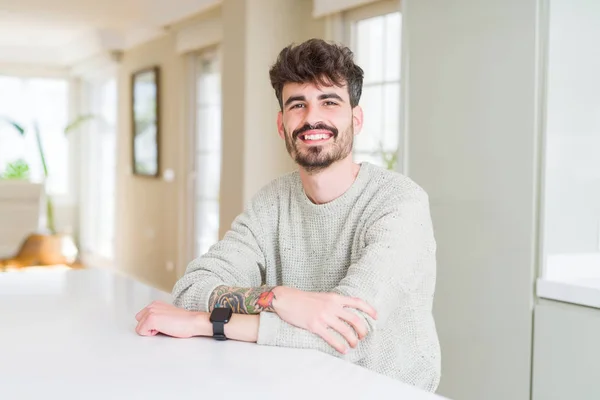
272, 287, 377, 354
135, 301, 208, 338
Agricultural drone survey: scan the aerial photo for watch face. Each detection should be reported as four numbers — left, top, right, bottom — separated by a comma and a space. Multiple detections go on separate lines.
210, 307, 233, 323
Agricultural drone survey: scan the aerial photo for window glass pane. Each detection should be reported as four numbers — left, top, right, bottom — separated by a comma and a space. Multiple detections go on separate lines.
0, 76, 24, 117
354, 151, 386, 168
196, 152, 221, 199
0, 77, 27, 178
197, 57, 221, 107
197, 74, 221, 107
196, 106, 221, 153
0, 76, 69, 195
542, 0, 600, 269
355, 16, 384, 84
350, 10, 402, 171
382, 83, 400, 152
196, 200, 219, 257
32, 79, 69, 195
355, 85, 383, 153
81, 78, 117, 260
194, 51, 222, 258
384, 12, 402, 81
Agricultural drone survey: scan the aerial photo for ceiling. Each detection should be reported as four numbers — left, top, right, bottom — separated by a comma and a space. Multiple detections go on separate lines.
0, 0, 220, 66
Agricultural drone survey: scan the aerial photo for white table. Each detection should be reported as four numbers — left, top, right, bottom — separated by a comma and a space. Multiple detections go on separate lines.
0, 268, 449, 400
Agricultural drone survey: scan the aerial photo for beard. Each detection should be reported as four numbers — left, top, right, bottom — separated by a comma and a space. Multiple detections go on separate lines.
284, 121, 354, 174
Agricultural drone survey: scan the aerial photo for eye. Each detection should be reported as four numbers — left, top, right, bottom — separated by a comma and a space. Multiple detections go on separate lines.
290, 103, 305, 110
323, 101, 338, 106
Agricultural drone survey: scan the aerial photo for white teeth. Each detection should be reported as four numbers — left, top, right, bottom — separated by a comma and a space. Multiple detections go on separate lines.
304, 134, 330, 140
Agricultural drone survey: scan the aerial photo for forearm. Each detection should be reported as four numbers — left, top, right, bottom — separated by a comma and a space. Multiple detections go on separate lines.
171, 204, 266, 311
207, 285, 370, 359
226, 314, 260, 342
208, 285, 277, 314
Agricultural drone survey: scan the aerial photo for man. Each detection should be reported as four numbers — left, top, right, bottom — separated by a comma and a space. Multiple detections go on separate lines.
135, 38, 441, 391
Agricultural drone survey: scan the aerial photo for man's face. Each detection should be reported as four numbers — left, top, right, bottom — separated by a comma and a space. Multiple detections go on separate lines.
277, 81, 363, 173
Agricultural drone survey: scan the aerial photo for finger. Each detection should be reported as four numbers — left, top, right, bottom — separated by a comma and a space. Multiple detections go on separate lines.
151, 300, 168, 308
341, 297, 377, 320
136, 303, 158, 321
316, 326, 348, 354
136, 306, 152, 323
135, 307, 147, 321
135, 314, 147, 335
327, 316, 358, 348
338, 310, 368, 340
136, 300, 169, 321
136, 314, 156, 336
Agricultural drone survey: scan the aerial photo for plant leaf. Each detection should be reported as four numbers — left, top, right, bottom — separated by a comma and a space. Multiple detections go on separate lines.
1, 159, 29, 180
64, 114, 95, 135
33, 121, 49, 178
0, 116, 26, 136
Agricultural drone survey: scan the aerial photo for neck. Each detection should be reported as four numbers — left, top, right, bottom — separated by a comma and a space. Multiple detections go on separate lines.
299, 157, 361, 204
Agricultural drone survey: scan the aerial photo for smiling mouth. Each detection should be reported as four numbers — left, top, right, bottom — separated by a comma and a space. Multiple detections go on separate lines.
298, 131, 334, 144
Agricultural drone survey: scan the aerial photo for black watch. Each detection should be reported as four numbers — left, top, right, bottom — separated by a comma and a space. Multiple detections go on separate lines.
209, 308, 233, 341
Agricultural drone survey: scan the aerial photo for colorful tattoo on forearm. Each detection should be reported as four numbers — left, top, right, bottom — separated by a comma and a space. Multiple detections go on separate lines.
208, 285, 277, 314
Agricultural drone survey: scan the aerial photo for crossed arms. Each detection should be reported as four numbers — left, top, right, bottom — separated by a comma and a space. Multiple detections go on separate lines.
135, 189, 435, 360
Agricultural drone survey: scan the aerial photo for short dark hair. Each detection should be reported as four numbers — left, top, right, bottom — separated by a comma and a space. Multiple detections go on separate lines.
269, 38, 364, 110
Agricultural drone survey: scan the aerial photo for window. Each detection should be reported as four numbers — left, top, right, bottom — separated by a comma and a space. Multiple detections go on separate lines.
345, 6, 402, 170
193, 50, 222, 258
80, 78, 117, 261
0, 76, 69, 195
541, 0, 600, 278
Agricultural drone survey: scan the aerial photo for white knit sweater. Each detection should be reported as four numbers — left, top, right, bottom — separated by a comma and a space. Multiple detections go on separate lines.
172, 162, 441, 391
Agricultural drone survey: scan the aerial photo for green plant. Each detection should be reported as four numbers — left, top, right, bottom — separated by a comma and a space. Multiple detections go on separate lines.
377, 141, 399, 171
1, 115, 94, 234
2, 159, 30, 179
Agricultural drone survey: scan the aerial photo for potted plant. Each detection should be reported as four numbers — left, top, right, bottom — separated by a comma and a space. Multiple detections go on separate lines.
1, 158, 30, 180
0, 116, 93, 269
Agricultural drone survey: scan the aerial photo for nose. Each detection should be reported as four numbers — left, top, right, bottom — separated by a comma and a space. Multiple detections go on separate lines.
303, 103, 324, 126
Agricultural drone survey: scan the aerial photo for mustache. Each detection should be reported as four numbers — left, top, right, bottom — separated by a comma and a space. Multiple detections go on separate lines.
292, 123, 338, 140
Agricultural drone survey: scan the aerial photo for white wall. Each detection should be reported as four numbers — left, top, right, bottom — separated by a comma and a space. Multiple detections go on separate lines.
219, 0, 324, 236
404, 0, 539, 399
532, 300, 600, 400
543, 0, 600, 254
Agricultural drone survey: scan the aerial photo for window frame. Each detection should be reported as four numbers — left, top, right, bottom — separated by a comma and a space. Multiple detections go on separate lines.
341, 0, 405, 173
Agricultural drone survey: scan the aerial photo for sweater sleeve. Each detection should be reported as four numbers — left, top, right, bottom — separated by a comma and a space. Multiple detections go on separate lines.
171, 202, 266, 312
256, 188, 437, 366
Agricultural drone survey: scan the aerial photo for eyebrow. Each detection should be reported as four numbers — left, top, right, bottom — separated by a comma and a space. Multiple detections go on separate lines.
284, 95, 306, 107
318, 93, 344, 102
283, 93, 345, 107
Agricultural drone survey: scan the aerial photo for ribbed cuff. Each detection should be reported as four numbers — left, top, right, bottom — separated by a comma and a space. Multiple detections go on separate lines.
257, 312, 283, 346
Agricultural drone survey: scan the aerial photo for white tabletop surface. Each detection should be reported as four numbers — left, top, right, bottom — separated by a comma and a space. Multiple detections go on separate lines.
0, 268, 449, 400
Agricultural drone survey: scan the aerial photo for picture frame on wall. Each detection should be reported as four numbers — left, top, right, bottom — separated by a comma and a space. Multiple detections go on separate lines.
131, 66, 160, 177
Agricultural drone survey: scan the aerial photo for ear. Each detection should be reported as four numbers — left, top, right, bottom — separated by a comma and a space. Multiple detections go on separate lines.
277, 111, 285, 140
352, 105, 364, 136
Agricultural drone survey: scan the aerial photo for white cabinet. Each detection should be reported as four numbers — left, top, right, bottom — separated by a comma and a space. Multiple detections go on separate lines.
532, 301, 600, 400
0, 181, 43, 258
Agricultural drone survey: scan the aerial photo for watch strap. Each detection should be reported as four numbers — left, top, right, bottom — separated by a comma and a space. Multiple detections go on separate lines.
212, 320, 227, 341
